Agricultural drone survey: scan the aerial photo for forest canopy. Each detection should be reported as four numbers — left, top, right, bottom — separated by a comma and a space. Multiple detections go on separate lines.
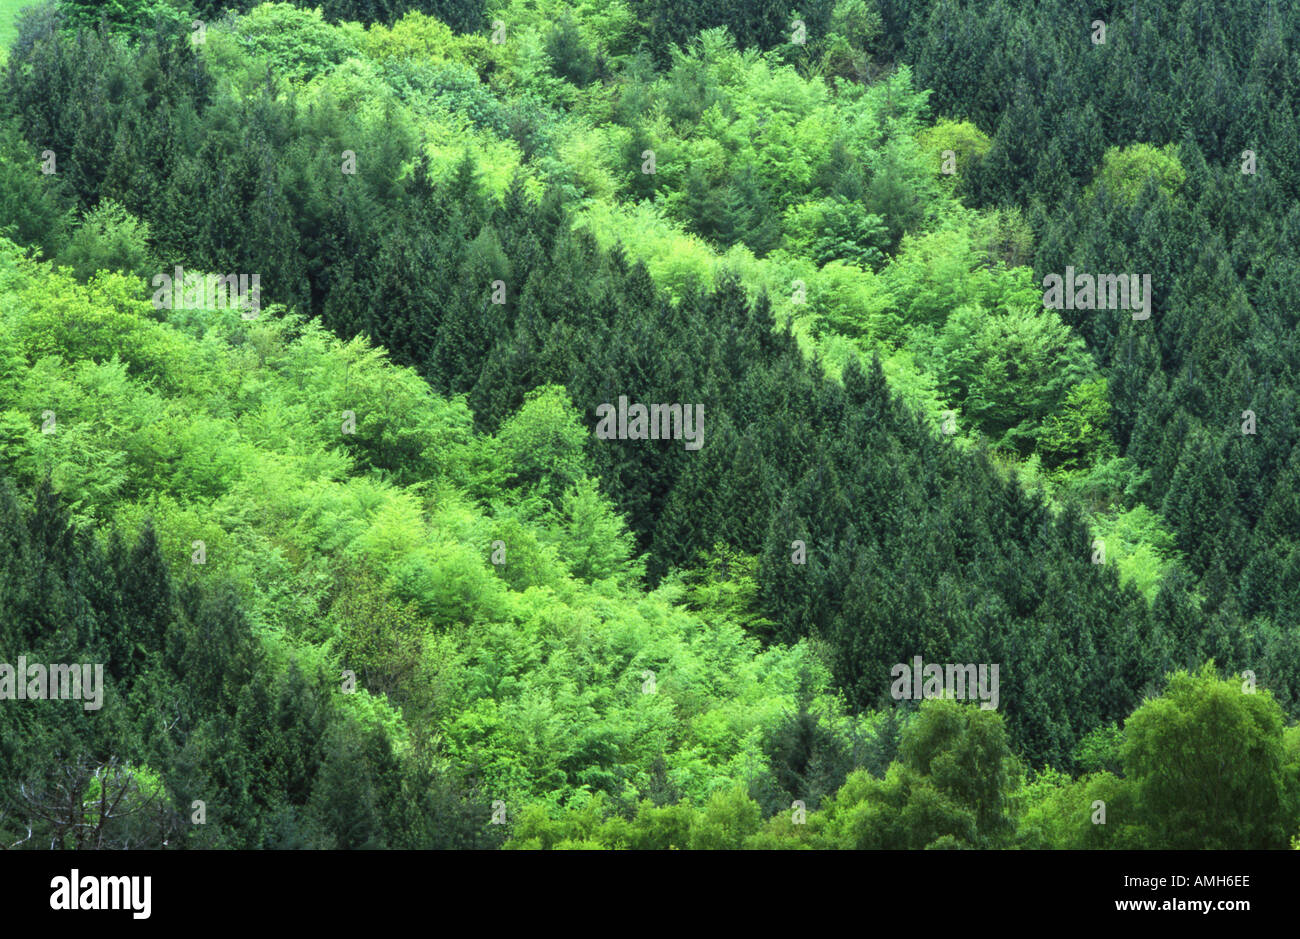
0, 0, 1297, 850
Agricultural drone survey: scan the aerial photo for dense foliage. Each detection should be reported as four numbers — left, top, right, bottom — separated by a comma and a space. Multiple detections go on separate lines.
0, 0, 1296, 849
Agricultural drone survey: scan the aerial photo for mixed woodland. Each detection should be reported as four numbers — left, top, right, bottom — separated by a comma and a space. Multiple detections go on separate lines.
0, 0, 1297, 848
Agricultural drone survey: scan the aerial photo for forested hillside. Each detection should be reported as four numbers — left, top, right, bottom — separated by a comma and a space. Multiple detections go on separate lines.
0, 0, 1296, 850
